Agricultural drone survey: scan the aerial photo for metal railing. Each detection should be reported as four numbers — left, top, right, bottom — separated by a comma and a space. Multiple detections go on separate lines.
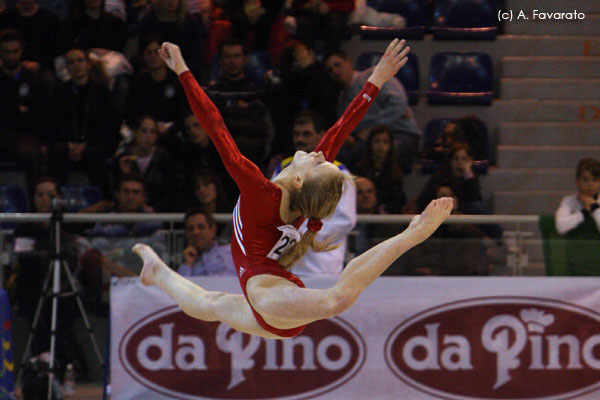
0, 213, 539, 276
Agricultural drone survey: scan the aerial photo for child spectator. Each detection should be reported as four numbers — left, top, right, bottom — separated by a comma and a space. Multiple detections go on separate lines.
555, 157, 600, 234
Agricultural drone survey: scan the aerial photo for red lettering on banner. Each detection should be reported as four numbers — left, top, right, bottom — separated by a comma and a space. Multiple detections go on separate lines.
384, 297, 600, 400
119, 306, 366, 399
580, 106, 600, 122
583, 40, 599, 56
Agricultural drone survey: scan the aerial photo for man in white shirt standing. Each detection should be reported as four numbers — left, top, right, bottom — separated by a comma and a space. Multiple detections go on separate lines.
555, 157, 600, 234
271, 110, 356, 276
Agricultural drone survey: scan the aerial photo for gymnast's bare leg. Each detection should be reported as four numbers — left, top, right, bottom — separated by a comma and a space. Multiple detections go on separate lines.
134, 244, 281, 338
135, 197, 452, 338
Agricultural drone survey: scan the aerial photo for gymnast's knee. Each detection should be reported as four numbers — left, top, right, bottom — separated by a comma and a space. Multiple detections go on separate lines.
324, 288, 358, 317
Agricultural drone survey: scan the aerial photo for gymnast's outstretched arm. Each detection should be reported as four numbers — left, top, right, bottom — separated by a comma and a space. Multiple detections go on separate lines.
158, 42, 266, 190
316, 39, 410, 161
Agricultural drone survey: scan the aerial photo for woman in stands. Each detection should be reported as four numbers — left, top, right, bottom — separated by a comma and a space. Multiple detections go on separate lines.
352, 125, 406, 214
133, 39, 453, 339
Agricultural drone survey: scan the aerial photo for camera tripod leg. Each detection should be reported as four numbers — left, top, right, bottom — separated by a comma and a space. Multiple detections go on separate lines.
47, 258, 61, 400
61, 260, 105, 369
15, 261, 53, 389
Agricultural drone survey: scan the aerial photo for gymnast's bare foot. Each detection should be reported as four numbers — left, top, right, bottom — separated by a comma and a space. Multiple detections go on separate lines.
407, 197, 453, 243
133, 243, 166, 286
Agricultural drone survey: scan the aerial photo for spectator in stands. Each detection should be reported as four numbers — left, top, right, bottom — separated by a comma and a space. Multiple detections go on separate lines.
206, 37, 272, 165
61, 0, 127, 52
555, 157, 600, 235
270, 109, 356, 275
11, 176, 88, 378
112, 114, 185, 212
80, 174, 163, 311
412, 142, 484, 214
402, 184, 487, 276
353, 176, 377, 255
0, 28, 50, 187
178, 111, 237, 199
355, 176, 377, 214
352, 176, 401, 257
85, 173, 162, 236
287, 0, 353, 51
223, 0, 282, 52
324, 48, 420, 169
268, 39, 339, 155
126, 37, 186, 131
352, 125, 406, 214
48, 47, 120, 193
177, 207, 236, 276
136, 0, 205, 78
0, 0, 60, 74
421, 116, 488, 164
187, 168, 231, 214
192, 0, 230, 69
185, 168, 233, 239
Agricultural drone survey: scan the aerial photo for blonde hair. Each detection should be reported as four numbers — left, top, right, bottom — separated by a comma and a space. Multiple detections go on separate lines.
279, 173, 353, 269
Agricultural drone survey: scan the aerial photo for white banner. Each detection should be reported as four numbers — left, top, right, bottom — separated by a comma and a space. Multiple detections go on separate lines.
110, 277, 600, 400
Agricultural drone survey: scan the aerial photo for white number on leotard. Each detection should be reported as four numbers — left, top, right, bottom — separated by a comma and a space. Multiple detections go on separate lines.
267, 225, 301, 261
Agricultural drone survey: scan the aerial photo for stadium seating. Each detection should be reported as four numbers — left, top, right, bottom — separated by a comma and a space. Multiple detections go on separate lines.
60, 186, 103, 213
433, 0, 499, 40
0, 185, 28, 228
354, 51, 419, 104
359, 0, 426, 40
0, 185, 28, 213
427, 52, 493, 105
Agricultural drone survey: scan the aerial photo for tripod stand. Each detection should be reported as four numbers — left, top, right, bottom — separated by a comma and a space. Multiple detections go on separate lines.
16, 209, 104, 400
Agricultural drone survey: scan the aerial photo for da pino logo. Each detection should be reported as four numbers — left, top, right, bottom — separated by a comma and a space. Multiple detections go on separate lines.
119, 306, 365, 399
385, 297, 600, 400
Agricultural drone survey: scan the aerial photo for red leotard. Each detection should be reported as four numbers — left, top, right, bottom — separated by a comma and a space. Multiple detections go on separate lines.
178, 71, 379, 337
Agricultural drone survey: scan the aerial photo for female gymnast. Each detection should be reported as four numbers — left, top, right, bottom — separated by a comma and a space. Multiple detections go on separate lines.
133, 39, 453, 339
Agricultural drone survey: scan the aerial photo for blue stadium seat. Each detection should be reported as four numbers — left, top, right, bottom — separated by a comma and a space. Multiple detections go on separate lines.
359, 0, 426, 40
0, 185, 28, 228
433, 0, 499, 40
355, 51, 419, 104
209, 51, 274, 87
427, 52, 493, 105
0, 185, 27, 213
420, 118, 489, 174
60, 186, 103, 212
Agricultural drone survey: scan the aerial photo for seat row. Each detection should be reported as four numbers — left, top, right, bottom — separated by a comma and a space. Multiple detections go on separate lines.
362, 0, 499, 40
355, 51, 493, 105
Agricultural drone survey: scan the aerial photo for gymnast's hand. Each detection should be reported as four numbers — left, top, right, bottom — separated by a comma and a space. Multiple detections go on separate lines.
367, 38, 410, 89
158, 42, 189, 75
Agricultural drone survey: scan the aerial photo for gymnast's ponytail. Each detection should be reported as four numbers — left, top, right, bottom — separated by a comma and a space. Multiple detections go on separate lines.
278, 173, 351, 269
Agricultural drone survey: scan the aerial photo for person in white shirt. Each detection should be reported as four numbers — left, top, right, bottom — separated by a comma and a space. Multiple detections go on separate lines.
270, 110, 356, 276
555, 157, 600, 234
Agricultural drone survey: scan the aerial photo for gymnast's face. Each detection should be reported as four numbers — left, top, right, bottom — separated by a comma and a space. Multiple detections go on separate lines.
290, 151, 340, 184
